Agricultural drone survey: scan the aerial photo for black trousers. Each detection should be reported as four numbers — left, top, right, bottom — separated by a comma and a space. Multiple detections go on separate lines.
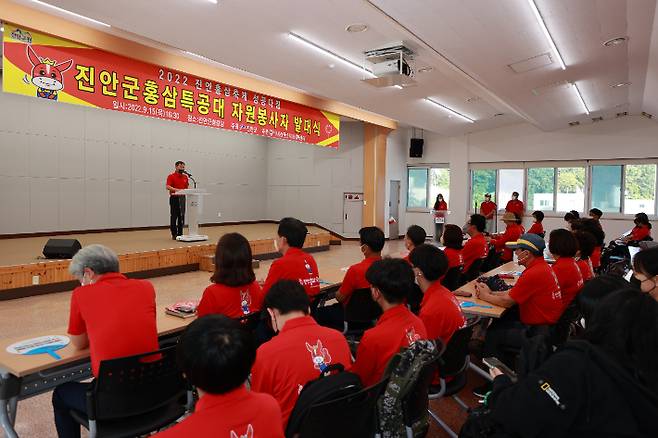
52, 381, 90, 438
482, 307, 525, 369
169, 196, 185, 237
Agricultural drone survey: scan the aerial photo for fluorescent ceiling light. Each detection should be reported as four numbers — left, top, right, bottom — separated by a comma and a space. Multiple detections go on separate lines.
31, 0, 110, 27
0, 26, 4, 32
206, 0, 218, 3
572, 82, 590, 115
393, 85, 403, 89
184, 50, 211, 61
288, 32, 375, 78
527, 0, 566, 70
425, 98, 475, 123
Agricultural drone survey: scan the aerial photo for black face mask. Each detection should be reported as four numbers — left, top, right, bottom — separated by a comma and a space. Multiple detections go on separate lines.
177, 169, 185, 174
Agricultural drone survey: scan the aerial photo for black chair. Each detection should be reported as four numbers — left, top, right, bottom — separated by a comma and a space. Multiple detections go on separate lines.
310, 288, 344, 331
238, 311, 262, 332
441, 266, 464, 291
428, 319, 479, 438
70, 346, 192, 438
344, 288, 382, 334
462, 258, 483, 283
292, 378, 389, 438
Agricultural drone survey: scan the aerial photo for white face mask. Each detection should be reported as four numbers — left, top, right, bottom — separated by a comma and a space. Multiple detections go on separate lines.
80, 272, 93, 286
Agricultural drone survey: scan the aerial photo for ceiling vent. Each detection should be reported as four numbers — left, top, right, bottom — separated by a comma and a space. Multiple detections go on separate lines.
591, 116, 603, 122
509, 53, 554, 73
603, 36, 628, 47
568, 121, 580, 127
531, 80, 571, 96
642, 111, 653, 119
616, 111, 628, 118
361, 43, 416, 88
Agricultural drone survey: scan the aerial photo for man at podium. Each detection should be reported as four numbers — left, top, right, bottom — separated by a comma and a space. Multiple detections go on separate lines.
166, 161, 189, 240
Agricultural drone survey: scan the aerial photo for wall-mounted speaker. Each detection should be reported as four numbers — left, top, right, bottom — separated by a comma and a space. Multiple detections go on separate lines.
410, 138, 424, 158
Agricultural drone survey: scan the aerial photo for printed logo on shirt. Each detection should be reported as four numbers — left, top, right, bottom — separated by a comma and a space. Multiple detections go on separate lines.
239, 290, 252, 315
297, 384, 304, 394
304, 259, 313, 275
230, 424, 254, 438
405, 327, 421, 346
549, 270, 563, 301
305, 339, 332, 372
538, 379, 566, 410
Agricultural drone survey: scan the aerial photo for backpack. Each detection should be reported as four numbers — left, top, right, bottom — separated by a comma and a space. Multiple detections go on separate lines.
377, 340, 440, 438
285, 364, 363, 436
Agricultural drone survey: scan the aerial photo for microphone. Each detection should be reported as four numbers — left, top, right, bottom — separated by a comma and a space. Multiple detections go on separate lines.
182, 170, 193, 176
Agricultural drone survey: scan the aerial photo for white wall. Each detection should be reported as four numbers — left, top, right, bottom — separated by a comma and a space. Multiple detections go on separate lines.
390, 116, 658, 241
0, 91, 268, 234
384, 127, 409, 238
265, 121, 364, 235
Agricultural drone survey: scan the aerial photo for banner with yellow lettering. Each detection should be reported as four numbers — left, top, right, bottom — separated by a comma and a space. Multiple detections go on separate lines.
2, 24, 340, 148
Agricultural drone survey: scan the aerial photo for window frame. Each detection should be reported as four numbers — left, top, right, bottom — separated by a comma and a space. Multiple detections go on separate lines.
406, 164, 450, 212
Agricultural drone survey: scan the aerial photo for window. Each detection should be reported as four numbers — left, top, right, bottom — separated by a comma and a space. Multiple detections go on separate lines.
625, 164, 656, 215
471, 169, 496, 210
591, 165, 621, 213
498, 169, 524, 207
556, 167, 585, 212
407, 166, 450, 209
527, 168, 555, 211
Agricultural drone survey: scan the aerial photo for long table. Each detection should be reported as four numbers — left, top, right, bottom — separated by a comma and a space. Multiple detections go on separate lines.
453, 261, 521, 318
0, 261, 507, 437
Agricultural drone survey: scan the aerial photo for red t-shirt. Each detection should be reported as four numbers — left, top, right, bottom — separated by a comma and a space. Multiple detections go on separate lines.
630, 225, 651, 241
351, 304, 428, 387
442, 248, 464, 270
590, 246, 602, 269
576, 258, 594, 282
492, 223, 524, 262
67, 273, 159, 377
262, 248, 320, 297
251, 316, 351, 427
197, 281, 263, 319
551, 257, 584, 308
434, 200, 448, 215
527, 222, 544, 236
462, 233, 489, 272
419, 283, 465, 344
508, 258, 563, 325
480, 201, 497, 219
153, 386, 284, 438
166, 172, 189, 195
505, 199, 525, 217
338, 256, 381, 305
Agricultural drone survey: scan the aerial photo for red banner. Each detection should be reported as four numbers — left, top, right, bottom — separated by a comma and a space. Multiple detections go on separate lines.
2, 24, 340, 148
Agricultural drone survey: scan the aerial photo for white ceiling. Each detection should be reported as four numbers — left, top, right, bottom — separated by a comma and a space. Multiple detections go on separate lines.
8, 0, 658, 136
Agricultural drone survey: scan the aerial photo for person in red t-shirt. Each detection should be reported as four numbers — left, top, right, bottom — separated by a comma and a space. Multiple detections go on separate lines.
433, 194, 448, 243
632, 246, 658, 301
351, 259, 428, 387
574, 231, 596, 281
462, 214, 489, 274
490, 212, 524, 262
166, 161, 189, 240
53, 245, 160, 438
337, 226, 384, 305
198, 233, 263, 319
409, 244, 465, 346
527, 211, 545, 236
623, 212, 653, 244
548, 229, 584, 309
402, 225, 427, 262
251, 280, 351, 427
154, 315, 284, 438
262, 217, 320, 298
479, 193, 497, 234
474, 234, 562, 372
441, 224, 465, 272
505, 192, 524, 218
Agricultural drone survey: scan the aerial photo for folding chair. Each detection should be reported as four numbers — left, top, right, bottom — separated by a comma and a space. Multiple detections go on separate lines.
441, 266, 464, 292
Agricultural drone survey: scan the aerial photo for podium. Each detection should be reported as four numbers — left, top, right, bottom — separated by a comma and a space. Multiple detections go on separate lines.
173, 189, 210, 242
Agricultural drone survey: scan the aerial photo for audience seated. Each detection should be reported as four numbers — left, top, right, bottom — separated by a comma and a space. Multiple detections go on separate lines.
53, 245, 159, 438
573, 231, 596, 281
527, 211, 544, 236
632, 246, 658, 301
564, 210, 580, 228
474, 234, 562, 370
336, 226, 384, 305
623, 212, 653, 244
482, 289, 658, 438
576, 274, 629, 324
403, 224, 427, 262
197, 233, 263, 318
490, 212, 524, 263
251, 280, 351, 427
571, 219, 606, 270
155, 315, 284, 438
441, 224, 465, 273
548, 229, 584, 309
350, 258, 428, 387
588, 208, 603, 226
462, 214, 489, 273
262, 217, 320, 298
409, 244, 465, 345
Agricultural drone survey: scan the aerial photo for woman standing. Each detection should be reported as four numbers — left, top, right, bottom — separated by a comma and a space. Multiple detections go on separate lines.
433, 193, 448, 242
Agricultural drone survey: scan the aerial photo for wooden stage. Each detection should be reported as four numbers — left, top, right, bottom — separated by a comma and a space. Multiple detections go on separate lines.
0, 223, 331, 299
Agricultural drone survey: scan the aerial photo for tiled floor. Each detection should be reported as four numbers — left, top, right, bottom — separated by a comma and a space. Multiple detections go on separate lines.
1, 239, 484, 437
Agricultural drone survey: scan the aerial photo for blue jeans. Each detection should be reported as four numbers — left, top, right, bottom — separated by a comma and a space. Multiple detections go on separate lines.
52, 382, 90, 438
